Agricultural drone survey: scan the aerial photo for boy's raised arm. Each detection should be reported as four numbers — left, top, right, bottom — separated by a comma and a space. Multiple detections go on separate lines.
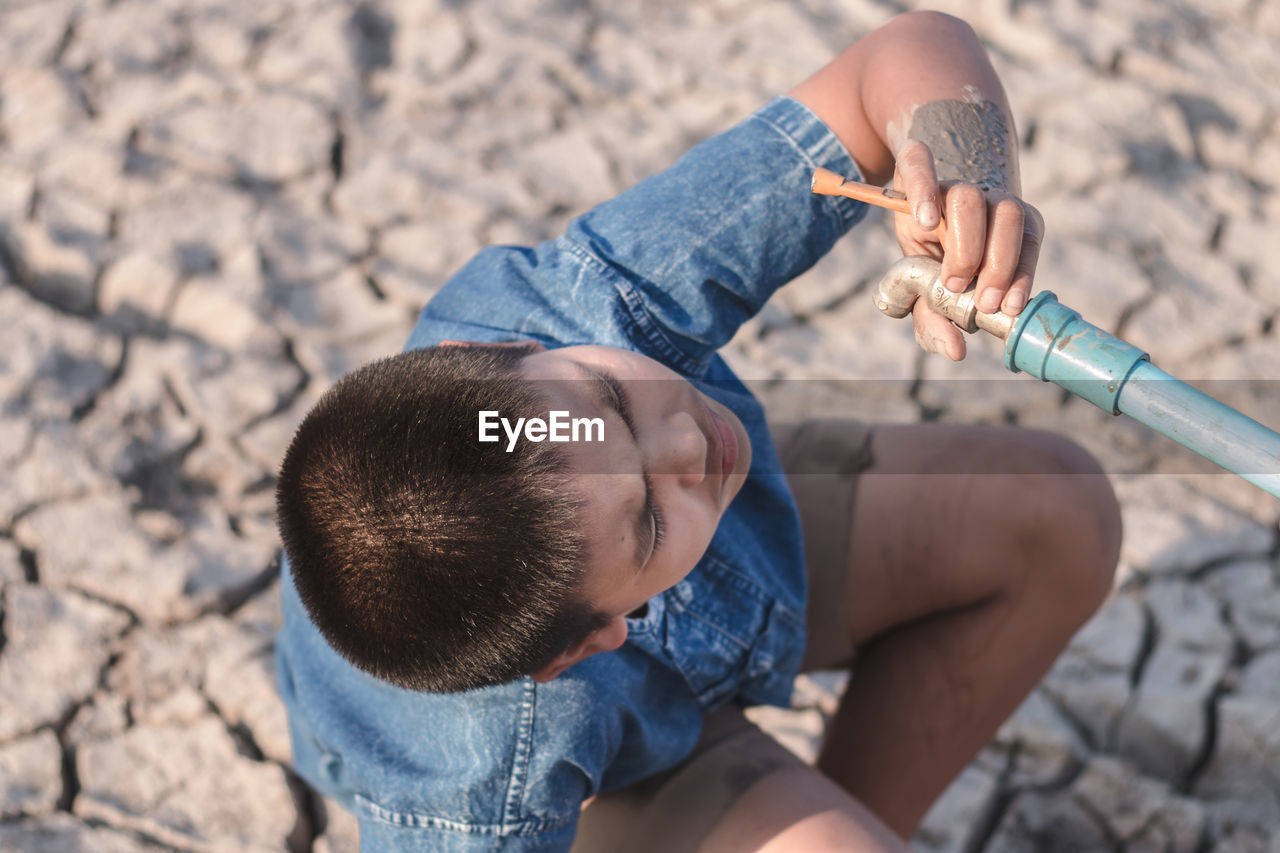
790, 11, 1043, 362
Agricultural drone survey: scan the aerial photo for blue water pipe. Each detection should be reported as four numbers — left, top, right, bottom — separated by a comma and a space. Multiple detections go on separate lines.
873, 256, 1280, 498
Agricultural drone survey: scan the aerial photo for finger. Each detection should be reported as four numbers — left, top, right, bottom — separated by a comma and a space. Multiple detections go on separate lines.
892, 214, 942, 261
1005, 214, 1044, 315
893, 140, 941, 230
972, 194, 1025, 314
938, 183, 987, 293
912, 300, 966, 362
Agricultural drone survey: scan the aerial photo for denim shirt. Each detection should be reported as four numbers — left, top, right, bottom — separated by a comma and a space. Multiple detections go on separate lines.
276, 96, 869, 850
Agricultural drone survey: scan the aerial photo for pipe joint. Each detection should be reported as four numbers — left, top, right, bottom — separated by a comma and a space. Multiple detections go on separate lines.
873, 256, 1016, 339
1004, 292, 1149, 414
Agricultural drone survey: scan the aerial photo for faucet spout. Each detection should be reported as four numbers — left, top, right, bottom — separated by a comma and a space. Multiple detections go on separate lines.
872, 256, 1015, 340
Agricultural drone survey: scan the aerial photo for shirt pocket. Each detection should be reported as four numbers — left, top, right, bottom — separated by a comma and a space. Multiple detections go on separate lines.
659, 554, 801, 709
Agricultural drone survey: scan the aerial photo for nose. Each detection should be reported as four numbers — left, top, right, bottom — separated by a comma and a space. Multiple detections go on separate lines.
653, 410, 708, 485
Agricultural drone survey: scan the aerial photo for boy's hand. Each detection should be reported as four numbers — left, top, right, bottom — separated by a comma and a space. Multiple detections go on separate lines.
891, 139, 1044, 361
790, 11, 1043, 361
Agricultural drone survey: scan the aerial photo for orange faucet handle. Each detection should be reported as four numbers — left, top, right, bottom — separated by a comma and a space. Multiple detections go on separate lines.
811, 168, 948, 247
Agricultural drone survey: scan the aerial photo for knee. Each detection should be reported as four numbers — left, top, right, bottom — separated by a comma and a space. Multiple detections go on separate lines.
995, 431, 1122, 620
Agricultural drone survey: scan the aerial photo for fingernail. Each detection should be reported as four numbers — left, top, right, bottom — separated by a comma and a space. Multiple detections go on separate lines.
945, 276, 968, 293
979, 289, 1003, 313
915, 201, 940, 229
1004, 290, 1026, 312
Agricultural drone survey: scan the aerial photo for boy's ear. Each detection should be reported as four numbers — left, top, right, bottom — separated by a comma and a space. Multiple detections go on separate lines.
531, 617, 628, 683
438, 339, 547, 352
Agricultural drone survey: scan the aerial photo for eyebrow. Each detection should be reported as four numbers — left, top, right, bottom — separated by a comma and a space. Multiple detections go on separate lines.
571, 362, 656, 572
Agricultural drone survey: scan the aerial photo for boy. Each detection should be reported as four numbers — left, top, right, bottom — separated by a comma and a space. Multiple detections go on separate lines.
275, 11, 1122, 851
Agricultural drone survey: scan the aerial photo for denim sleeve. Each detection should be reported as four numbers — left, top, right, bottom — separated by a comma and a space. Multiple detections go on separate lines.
408, 96, 869, 376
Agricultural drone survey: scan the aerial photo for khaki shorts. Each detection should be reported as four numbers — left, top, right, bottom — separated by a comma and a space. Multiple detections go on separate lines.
573, 419, 875, 853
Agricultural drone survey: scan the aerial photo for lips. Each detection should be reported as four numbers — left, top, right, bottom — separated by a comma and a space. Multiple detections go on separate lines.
707, 405, 738, 478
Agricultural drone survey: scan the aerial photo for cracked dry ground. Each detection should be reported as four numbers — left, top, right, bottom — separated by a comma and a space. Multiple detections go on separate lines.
2, 0, 1279, 850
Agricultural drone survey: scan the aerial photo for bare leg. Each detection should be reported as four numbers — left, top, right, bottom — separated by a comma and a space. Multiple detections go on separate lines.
576, 422, 1120, 852
698, 762, 908, 853
574, 705, 910, 853
806, 424, 1121, 836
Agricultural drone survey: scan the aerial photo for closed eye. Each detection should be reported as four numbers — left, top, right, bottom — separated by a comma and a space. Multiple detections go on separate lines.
574, 361, 663, 569
648, 496, 666, 554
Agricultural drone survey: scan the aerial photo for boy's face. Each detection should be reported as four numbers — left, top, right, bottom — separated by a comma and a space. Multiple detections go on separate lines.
519, 345, 752, 618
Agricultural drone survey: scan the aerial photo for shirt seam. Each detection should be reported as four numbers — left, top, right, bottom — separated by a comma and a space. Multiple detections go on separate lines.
503, 678, 537, 824
682, 608, 752, 650
557, 235, 710, 377
700, 550, 800, 618
355, 794, 575, 836
406, 313, 563, 351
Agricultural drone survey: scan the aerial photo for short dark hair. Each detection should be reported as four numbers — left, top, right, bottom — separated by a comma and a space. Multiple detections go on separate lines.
275, 344, 611, 692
